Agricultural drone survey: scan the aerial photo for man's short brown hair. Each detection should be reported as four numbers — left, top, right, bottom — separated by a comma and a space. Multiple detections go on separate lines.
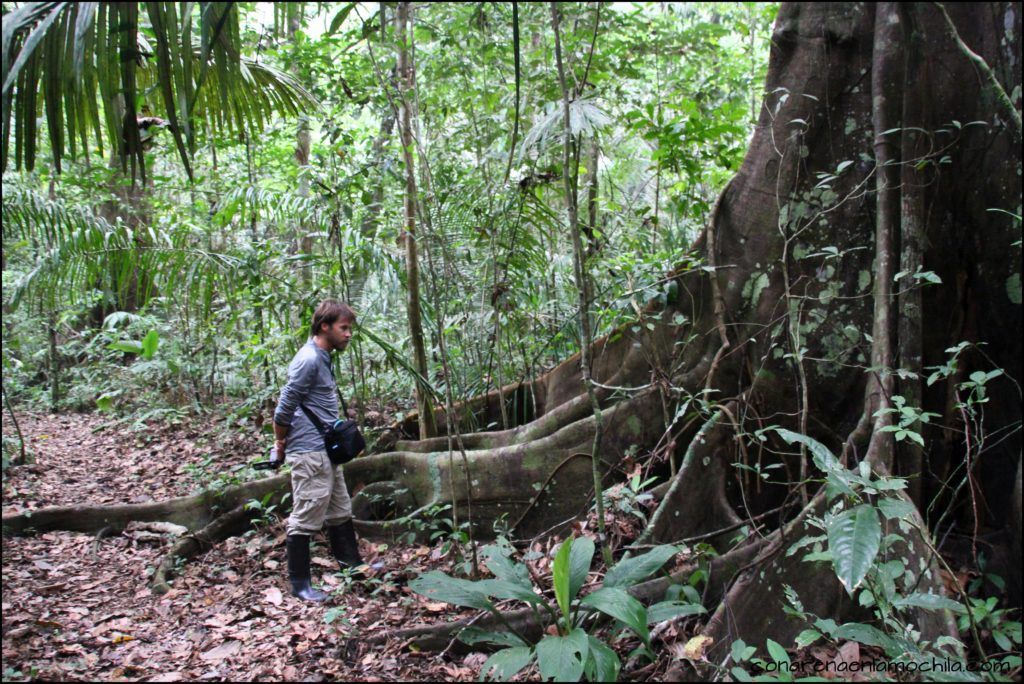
310, 299, 356, 338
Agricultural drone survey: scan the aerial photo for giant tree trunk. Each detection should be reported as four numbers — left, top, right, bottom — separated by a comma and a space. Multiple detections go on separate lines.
7, 1, 1019, 656
352, 0, 1022, 646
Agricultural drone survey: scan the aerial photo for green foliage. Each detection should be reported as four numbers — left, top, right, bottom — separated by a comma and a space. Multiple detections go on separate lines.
2, 665, 39, 682
410, 537, 697, 681
244, 490, 289, 530
601, 471, 658, 524
875, 395, 939, 447
1, 2, 317, 180
730, 418, 1020, 681
958, 597, 1022, 654
824, 503, 881, 595
1, 1, 775, 426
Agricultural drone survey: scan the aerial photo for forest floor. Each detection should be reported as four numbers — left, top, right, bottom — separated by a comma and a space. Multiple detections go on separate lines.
3, 411, 1015, 681
1, 410, 495, 682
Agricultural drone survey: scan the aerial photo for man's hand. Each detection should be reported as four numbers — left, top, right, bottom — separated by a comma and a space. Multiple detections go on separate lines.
272, 421, 290, 468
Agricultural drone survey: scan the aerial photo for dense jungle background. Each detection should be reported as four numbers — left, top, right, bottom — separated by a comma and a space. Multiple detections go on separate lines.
2, 1, 1021, 681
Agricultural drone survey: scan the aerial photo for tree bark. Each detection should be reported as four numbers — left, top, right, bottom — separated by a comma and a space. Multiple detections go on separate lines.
897, 4, 926, 508
2, 473, 288, 536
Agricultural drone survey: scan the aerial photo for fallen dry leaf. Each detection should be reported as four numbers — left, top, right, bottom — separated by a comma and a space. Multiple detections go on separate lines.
836, 640, 860, 667
200, 640, 241, 662
264, 587, 283, 606
682, 634, 713, 661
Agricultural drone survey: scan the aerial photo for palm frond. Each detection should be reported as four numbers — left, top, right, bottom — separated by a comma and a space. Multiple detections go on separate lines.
213, 185, 322, 229
2, 181, 243, 313
1, 2, 319, 182
520, 97, 611, 157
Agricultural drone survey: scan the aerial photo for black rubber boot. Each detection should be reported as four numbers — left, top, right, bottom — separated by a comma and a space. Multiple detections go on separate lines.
286, 534, 328, 602
327, 520, 366, 572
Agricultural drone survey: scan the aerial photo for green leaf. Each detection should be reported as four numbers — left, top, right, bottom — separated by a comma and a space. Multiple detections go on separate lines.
774, 429, 849, 489
580, 587, 650, 644
535, 629, 588, 682
2, 3, 67, 94
481, 545, 533, 588
480, 646, 533, 682
731, 638, 757, 662
1005, 273, 1022, 304
568, 536, 595, 601
327, 2, 357, 35
825, 471, 857, 499
827, 504, 881, 594
603, 545, 678, 588
553, 537, 573, 624
108, 340, 143, 355
476, 579, 544, 606
872, 478, 908, 491
141, 329, 159, 359
765, 638, 790, 667
460, 627, 528, 648
408, 570, 494, 610
731, 666, 754, 682
877, 497, 915, 520
584, 635, 621, 682
830, 622, 895, 649
892, 592, 966, 614
993, 630, 1012, 652
802, 551, 833, 562
646, 600, 707, 624
794, 629, 822, 649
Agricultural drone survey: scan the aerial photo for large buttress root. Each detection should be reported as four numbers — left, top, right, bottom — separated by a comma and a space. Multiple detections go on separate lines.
699, 484, 957, 664
2, 473, 288, 536
637, 405, 744, 552
348, 388, 670, 538
150, 503, 256, 594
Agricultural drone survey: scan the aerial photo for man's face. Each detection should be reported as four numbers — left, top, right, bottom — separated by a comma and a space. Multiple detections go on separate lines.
322, 318, 353, 352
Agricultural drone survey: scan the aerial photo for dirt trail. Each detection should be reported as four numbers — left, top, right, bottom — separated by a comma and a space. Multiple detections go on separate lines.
2, 412, 479, 682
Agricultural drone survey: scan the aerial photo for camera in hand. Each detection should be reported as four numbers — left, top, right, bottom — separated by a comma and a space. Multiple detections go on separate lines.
250, 447, 282, 471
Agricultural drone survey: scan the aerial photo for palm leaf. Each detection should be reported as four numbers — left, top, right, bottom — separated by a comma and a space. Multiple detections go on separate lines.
2, 180, 244, 314
521, 97, 611, 157
1, 2, 319, 181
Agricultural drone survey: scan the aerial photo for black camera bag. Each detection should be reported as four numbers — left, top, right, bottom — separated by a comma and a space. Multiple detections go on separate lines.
298, 403, 365, 465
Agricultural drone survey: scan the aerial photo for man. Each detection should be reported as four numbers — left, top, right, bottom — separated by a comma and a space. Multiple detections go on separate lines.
273, 299, 366, 602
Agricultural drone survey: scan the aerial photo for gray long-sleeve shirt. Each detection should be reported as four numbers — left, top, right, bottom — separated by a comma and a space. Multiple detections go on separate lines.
273, 340, 340, 455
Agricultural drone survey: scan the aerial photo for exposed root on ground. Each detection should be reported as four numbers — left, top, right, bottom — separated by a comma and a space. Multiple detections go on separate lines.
151, 503, 256, 594
2, 473, 288, 536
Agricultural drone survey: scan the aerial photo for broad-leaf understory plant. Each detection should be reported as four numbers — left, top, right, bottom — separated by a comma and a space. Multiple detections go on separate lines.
726, 428, 1023, 681
409, 538, 704, 681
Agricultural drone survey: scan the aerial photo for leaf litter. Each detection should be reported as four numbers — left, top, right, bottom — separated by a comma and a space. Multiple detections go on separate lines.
3, 410, 717, 681
2, 411, 485, 681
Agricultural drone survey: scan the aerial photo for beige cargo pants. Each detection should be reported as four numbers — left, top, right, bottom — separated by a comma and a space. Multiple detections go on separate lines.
285, 450, 353, 536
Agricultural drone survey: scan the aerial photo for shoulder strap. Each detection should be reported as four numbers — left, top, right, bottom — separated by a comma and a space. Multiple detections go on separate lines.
323, 356, 349, 416
298, 403, 328, 432
298, 357, 349, 431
